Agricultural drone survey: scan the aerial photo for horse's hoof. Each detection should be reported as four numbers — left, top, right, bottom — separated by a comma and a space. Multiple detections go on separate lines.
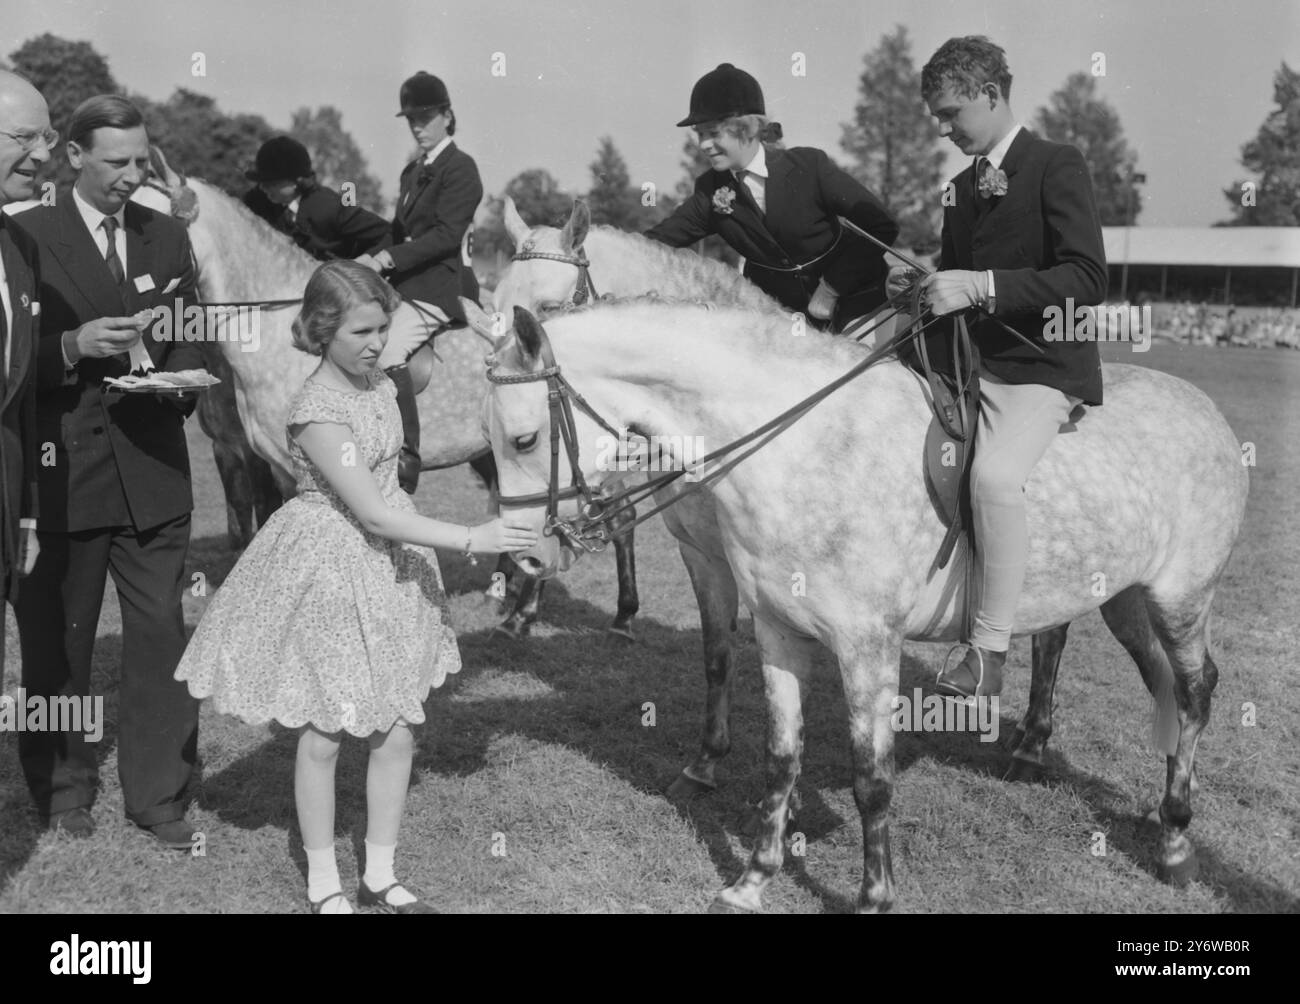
1003, 757, 1044, 784
667, 770, 716, 801
605, 626, 636, 645
707, 896, 758, 915
1157, 849, 1199, 888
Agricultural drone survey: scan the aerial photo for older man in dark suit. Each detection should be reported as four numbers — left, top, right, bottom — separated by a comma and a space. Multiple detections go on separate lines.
0, 70, 48, 645
901, 36, 1107, 701
11, 94, 205, 846
357, 71, 484, 493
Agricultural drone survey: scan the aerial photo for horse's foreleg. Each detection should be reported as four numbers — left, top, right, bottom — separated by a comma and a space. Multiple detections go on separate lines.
251, 451, 285, 530
606, 505, 639, 641
210, 442, 255, 550
1005, 624, 1070, 783
496, 574, 544, 640
667, 539, 739, 800
710, 616, 814, 914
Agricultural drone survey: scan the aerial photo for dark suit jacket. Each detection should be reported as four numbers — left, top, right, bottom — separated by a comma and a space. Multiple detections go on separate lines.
242, 184, 389, 261
938, 128, 1107, 405
0, 215, 41, 600
12, 194, 205, 533
645, 146, 899, 325
372, 141, 483, 320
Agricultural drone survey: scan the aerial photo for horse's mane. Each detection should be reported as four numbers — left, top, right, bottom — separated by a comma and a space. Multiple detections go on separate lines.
185, 177, 319, 297
546, 294, 866, 365
586, 226, 785, 314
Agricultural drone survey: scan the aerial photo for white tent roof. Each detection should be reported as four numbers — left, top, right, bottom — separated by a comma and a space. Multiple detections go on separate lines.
1102, 227, 1300, 268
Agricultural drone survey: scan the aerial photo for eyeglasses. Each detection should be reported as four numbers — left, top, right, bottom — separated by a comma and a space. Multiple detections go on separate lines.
0, 127, 60, 152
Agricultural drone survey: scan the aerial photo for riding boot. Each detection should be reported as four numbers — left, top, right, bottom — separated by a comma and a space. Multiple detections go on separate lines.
385, 364, 421, 494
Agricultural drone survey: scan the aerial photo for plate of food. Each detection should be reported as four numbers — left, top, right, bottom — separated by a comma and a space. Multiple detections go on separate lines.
103, 369, 222, 395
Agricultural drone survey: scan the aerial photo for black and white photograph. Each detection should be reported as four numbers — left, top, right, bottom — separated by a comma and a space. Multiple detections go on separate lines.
0, 0, 1295, 936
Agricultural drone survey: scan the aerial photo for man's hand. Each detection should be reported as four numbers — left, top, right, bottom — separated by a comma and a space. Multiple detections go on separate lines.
354, 253, 384, 273
65, 317, 145, 363
920, 270, 988, 317
887, 266, 921, 303
18, 525, 39, 577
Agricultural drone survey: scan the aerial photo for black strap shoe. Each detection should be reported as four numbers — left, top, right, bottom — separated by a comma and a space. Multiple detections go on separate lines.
385, 364, 422, 494
936, 644, 1007, 700
358, 880, 438, 914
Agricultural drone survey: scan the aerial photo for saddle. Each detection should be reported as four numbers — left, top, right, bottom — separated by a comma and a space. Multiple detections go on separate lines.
898, 313, 982, 574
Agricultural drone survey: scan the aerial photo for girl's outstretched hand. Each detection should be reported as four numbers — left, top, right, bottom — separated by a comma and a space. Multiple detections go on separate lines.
473, 518, 539, 554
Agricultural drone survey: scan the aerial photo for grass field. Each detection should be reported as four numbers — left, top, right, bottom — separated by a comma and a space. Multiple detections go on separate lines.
1, 342, 1297, 914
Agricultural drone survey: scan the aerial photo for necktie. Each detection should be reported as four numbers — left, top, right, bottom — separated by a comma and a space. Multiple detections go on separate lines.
102, 216, 125, 287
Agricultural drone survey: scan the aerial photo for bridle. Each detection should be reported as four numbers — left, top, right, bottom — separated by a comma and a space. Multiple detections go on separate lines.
509, 241, 600, 307
484, 292, 960, 556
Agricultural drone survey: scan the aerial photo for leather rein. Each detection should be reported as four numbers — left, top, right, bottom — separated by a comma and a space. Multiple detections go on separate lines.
486, 283, 968, 556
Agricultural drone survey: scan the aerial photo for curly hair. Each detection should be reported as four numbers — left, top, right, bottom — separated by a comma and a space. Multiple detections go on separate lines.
291, 260, 401, 356
921, 36, 1013, 102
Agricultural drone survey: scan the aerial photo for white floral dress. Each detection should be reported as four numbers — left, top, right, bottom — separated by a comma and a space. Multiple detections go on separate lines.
175, 370, 461, 736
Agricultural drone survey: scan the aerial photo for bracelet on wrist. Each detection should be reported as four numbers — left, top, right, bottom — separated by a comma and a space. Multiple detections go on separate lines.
462, 525, 478, 566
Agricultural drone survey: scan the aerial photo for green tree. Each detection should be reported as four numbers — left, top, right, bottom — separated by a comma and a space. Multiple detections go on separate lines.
9, 33, 121, 189
1034, 72, 1144, 226
587, 136, 637, 229
840, 24, 944, 251
137, 88, 275, 195
1220, 61, 1300, 226
289, 105, 386, 214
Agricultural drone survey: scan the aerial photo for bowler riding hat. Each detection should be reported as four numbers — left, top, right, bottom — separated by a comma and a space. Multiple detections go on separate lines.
245, 136, 312, 182
676, 63, 765, 127
397, 72, 451, 117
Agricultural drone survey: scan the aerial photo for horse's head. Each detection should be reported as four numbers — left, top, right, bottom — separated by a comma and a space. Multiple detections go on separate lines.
492, 197, 593, 318
470, 298, 628, 579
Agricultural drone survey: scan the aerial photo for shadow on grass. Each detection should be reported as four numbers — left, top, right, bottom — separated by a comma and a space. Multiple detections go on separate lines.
186, 563, 1298, 915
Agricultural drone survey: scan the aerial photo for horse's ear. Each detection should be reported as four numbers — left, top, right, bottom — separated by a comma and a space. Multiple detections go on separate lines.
512, 306, 550, 364
560, 200, 590, 251
503, 196, 530, 249
149, 145, 184, 188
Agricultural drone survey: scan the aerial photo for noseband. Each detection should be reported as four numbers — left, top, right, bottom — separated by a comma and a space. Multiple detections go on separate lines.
485, 348, 624, 553
509, 244, 599, 307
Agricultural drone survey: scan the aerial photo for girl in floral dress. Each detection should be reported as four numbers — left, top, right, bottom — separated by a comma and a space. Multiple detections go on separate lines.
176, 260, 536, 914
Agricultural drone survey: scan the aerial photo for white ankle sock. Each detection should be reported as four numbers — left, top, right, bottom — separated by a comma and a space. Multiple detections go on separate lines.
364, 840, 416, 906
305, 843, 343, 903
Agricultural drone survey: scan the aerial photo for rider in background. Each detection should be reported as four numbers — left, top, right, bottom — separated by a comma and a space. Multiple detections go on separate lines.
243, 136, 388, 261
646, 63, 899, 332
356, 72, 484, 494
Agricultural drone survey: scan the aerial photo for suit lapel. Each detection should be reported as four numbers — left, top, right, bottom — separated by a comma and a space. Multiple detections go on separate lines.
0, 222, 27, 405
719, 166, 789, 265
974, 128, 1031, 231
401, 142, 454, 219
47, 193, 126, 318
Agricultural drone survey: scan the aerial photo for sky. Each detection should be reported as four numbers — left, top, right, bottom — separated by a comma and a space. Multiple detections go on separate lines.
4, 0, 1298, 225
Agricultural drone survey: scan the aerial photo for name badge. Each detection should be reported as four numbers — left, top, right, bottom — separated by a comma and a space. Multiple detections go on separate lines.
134, 274, 156, 293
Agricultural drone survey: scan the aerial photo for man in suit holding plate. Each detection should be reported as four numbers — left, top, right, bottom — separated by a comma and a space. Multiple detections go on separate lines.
11, 93, 206, 847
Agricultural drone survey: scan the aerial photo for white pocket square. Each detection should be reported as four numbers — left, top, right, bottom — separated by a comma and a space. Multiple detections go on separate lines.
162, 277, 181, 294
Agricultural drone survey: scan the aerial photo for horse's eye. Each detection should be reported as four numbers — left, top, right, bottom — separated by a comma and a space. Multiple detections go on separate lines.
514, 431, 539, 453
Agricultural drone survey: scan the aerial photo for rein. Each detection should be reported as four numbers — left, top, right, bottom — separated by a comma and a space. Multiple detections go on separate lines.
487, 297, 962, 554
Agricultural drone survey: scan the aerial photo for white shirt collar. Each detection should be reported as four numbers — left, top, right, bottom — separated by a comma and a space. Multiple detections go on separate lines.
982, 123, 1023, 171
738, 143, 768, 179
422, 136, 453, 166
287, 196, 301, 215
73, 186, 125, 236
